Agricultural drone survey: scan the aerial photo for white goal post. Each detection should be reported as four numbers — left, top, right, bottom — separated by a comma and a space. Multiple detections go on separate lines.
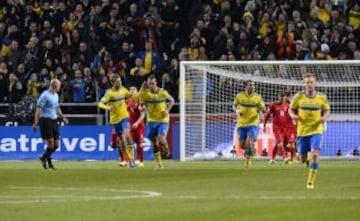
179, 60, 360, 161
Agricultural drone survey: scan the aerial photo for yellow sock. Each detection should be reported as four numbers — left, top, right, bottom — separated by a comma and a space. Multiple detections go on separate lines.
162, 143, 169, 156
125, 145, 134, 161
307, 169, 317, 185
245, 156, 252, 168
154, 152, 163, 167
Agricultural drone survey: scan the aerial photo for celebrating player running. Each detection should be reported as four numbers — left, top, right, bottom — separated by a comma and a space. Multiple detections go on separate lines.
137, 75, 174, 169
289, 73, 330, 189
98, 74, 136, 168
233, 80, 266, 169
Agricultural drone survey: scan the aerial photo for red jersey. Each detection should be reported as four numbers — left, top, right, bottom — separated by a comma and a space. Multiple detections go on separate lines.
126, 99, 144, 126
265, 102, 294, 129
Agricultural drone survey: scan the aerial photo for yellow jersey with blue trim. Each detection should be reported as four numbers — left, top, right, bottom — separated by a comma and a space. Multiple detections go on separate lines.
290, 91, 330, 137
138, 88, 172, 123
233, 92, 265, 127
99, 87, 131, 124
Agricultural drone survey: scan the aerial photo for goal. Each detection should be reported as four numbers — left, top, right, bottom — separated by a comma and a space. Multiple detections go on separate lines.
179, 61, 360, 161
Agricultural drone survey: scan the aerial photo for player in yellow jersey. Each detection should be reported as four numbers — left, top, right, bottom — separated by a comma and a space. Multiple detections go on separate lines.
233, 80, 266, 169
289, 73, 330, 189
98, 75, 136, 168
138, 75, 174, 169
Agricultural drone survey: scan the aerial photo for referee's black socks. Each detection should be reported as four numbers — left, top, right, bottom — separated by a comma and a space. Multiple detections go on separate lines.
51, 146, 58, 154
42, 148, 53, 159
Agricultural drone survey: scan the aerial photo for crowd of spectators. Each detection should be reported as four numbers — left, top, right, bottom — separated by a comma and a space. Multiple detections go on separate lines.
0, 0, 359, 105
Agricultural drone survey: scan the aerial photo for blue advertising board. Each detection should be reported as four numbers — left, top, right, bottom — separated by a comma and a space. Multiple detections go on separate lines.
1, 123, 359, 160
321, 122, 360, 156
0, 126, 154, 160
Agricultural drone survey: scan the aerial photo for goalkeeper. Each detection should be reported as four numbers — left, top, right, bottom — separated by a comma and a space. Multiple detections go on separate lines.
233, 80, 266, 169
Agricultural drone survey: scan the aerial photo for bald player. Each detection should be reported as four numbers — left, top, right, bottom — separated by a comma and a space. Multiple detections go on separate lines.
289, 73, 330, 189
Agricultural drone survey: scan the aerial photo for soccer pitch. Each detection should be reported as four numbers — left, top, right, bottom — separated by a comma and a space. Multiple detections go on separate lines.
1, 161, 359, 221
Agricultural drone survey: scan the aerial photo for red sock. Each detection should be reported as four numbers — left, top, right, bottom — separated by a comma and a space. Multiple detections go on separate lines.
119, 148, 126, 161
272, 146, 277, 160
110, 133, 117, 147
278, 145, 287, 159
136, 146, 144, 162
289, 148, 295, 161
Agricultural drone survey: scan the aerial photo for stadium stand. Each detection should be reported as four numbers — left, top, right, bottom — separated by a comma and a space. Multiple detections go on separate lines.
0, 0, 359, 114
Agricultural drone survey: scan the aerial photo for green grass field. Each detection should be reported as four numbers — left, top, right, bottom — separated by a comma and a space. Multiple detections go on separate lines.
1, 160, 359, 221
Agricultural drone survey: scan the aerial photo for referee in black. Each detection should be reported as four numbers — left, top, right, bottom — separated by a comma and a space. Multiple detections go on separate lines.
32, 79, 69, 170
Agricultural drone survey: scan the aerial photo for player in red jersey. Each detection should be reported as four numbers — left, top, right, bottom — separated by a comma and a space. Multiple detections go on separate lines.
264, 92, 296, 164
126, 86, 146, 167
109, 86, 145, 167
284, 91, 297, 162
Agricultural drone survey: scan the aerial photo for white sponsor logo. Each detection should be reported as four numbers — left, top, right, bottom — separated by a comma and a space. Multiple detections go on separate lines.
0, 133, 113, 152
0, 134, 154, 153
4, 121, 18, 126
142, 138, 152, 152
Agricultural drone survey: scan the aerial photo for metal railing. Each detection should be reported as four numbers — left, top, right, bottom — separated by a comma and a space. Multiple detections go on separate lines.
0, 102, 104, 125
0, 102, 181, 125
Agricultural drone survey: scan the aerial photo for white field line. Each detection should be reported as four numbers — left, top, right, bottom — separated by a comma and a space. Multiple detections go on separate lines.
0, 186, 162, 204
171, 195, 360, 200
1, 186, 360, 204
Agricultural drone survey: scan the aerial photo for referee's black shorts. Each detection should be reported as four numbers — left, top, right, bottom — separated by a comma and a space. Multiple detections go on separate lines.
39, 117, 59, 140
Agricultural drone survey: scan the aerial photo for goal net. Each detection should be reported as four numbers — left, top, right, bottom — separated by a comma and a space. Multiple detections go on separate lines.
179, 61, 360, 161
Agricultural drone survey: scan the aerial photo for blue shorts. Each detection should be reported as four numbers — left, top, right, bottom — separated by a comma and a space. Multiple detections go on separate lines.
238, 126, 259, 142
145, 122, 169, 140
297, 134, 322, 155
113, 118, 130, 136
